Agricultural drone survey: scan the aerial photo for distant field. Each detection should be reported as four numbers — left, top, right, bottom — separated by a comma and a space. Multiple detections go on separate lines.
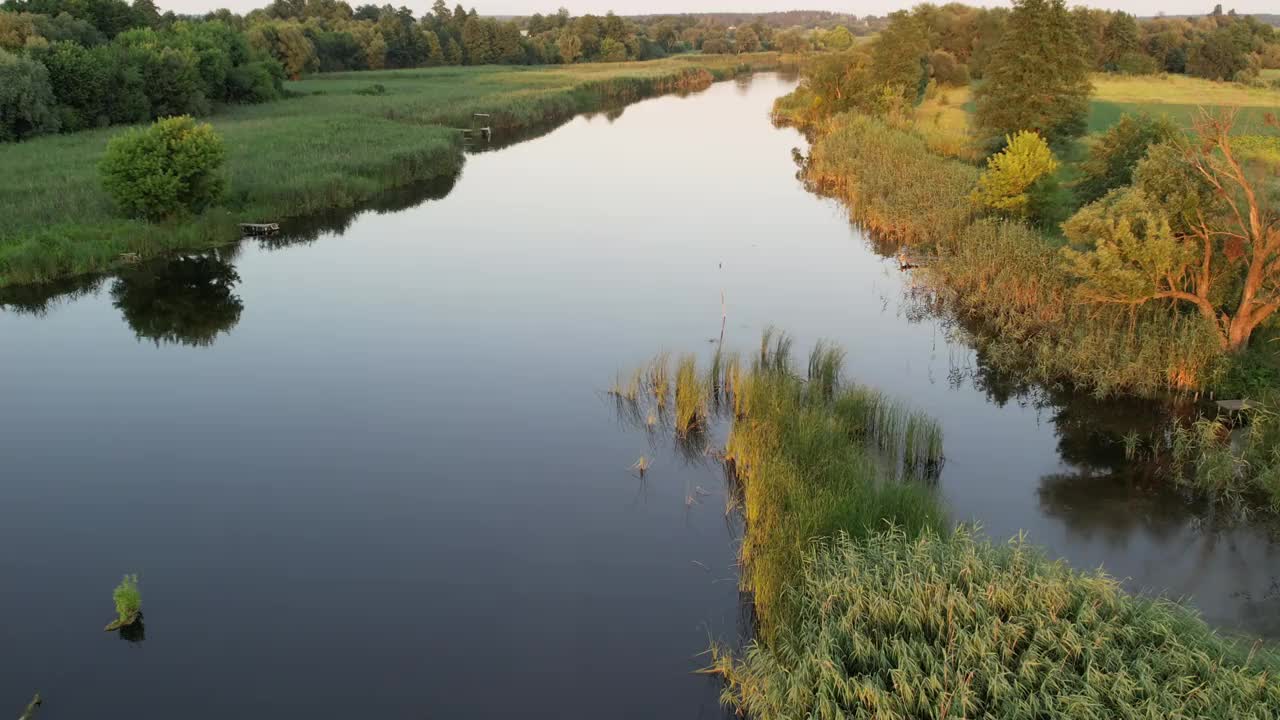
1088, 73, 1280, 133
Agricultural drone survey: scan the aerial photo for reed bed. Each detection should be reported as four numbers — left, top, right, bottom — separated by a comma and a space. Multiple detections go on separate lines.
712, 526, 1280, 719
724, 336, 945, 635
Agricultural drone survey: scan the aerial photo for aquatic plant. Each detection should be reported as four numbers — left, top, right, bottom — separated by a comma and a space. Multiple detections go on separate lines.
648, 352, 670, 410
1169, 399, 1280, 515
109, 574, 141, 628
712, 526, 1280, 718
805, 340, 844, 401
632, 456, 649, 476
674, 354, 709, 436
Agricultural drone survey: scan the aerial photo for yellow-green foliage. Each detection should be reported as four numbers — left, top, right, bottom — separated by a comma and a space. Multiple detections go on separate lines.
971, 130, 1059, 217
714, 527, 1280, 718
1171, 396, 1280, 515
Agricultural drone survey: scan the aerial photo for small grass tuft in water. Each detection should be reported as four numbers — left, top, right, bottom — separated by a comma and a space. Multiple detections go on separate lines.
648, 352, 671, 410
806, 339, 845, 400
105, 574, 142, 631
674, 354, 710, 437
631, 456, 649, 476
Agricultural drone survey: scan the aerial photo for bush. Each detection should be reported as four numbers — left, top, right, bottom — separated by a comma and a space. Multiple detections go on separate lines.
971, 130, 1059, 222
715, 527, 1280, 718
1074, 113, 1179, 205
99, 115, 226, 221
0, 48, 59, 141
928, 49, 969, 85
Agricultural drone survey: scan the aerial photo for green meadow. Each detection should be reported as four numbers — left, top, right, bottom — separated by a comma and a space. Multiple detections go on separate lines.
0, 53, 780, 288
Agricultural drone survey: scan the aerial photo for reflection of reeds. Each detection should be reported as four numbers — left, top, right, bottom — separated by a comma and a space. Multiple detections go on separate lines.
806, 340, 845, 401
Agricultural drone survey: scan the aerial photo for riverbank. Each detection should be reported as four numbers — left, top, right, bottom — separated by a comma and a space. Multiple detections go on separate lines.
0, 53, 783, 289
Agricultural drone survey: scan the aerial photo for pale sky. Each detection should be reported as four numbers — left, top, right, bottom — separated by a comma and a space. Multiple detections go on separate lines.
159, 0, 1279, 18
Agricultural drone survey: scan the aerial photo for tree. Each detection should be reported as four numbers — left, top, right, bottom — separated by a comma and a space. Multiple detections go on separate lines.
442, 35, 460, 65
1063, 111, 1280, 352
734, 26, 760, 54
971, 130, 1059, 221
598, 36, 625, 62
974, 0, 1091, 149
0, 48, 59, 141
872, 11, 929, 103
821, 24, 852, 51
422, 26, 442, 65
99, 115, 225, 220
459, 15, 491, 64
928, 49, 968, 85
1074, 113, 1178, 205
247, 20, 316, 78
555, 28, 579, 64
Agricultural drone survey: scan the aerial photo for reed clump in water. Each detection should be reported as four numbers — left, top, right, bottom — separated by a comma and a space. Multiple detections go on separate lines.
711, 526, 1280, 718
648, 352, 671, 410
1169, 396, 1280, 515
674, 354, 709, 437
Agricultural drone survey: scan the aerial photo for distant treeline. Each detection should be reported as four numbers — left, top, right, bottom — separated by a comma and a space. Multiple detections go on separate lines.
0, 0, 828, 142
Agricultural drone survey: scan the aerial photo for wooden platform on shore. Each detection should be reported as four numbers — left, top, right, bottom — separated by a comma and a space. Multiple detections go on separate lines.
239, 222, 279, 236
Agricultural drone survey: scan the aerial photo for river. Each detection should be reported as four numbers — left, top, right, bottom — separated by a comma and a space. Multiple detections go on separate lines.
2, 73, 1277, 719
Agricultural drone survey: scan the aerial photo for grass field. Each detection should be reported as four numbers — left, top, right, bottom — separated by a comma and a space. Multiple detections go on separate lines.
0, 53, 781, 288
1088, 73, 1280, 133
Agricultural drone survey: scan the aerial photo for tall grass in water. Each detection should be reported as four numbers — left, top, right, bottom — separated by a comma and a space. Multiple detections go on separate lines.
724, 337, 945, 636
806, 340, 844, 400
1169, 396, 1280, 515
674, 354, 709, 437
712, 527, 1280, 718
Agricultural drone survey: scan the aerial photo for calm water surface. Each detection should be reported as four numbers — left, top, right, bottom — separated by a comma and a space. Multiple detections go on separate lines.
2, 74, 1278, 719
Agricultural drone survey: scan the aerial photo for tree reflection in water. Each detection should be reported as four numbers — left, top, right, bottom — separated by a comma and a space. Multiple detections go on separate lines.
111, 253, 244, 348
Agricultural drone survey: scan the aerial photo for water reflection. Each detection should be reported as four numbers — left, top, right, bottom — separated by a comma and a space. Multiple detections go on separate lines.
117, 617, 146, 644
0, 274, 104, 316
111, 254, 243, 347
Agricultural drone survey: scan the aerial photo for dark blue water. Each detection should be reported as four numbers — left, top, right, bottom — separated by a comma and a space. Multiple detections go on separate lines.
2, 73, 1277, 719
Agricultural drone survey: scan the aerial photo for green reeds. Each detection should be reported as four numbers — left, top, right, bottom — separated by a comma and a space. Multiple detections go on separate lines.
712, 526, 1280, 718
1168, 397, 1280, 515
806, 339, 844, 400
674, 354, 709, 437
648, 352, 670, 410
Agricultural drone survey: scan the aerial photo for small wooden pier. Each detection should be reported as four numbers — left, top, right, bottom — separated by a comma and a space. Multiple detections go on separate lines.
460, 113, 492, 144
239, 222, 280, 236
897, 251, 937, 270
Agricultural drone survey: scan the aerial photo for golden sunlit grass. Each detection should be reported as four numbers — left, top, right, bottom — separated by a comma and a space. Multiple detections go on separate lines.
1091, 72, 1280, 107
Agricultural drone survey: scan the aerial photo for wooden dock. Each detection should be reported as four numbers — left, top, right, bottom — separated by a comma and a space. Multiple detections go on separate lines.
239, 222, 279, 236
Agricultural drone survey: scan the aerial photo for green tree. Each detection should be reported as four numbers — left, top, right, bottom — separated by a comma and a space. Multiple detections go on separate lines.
442, 35, 460, 65
1063, 111, 1280, 352
872, 11, 929, 103
0, 48, 59, 141
422, 26, 442, 65
459, 15, 491, 64
99, 114, 225, 220
598, 36, 625, 62
971, 130, 1059, 220
246, 20, 315, 78
974, 0, 1091, 149
821, 24, 853, 51
734, 26, 760, 54
555, 27, 579, 64
1074, 113, 1178, 205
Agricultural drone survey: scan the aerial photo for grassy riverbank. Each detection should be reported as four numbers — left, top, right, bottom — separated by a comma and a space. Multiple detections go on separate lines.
0, 53, 782, 288
656, 335, 1280, 717
779, 67, 1280, 397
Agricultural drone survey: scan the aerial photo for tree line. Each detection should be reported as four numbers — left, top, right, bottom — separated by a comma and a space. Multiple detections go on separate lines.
2, 0, 869, 143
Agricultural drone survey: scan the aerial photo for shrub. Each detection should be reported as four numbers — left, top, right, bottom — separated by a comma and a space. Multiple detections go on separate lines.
1074, 113, 1179, 205
971, 130, 1059, 221
99, 115, 226, 221
112, 574, 141, 623
0, 48, 59, 141
928, 49, 969, 85
714, 527, 1280, 718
